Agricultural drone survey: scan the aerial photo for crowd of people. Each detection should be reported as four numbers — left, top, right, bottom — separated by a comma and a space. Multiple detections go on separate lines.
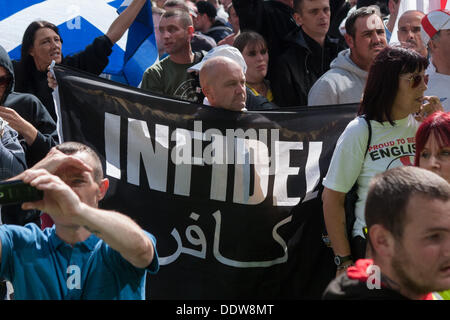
0, 0, 449, 300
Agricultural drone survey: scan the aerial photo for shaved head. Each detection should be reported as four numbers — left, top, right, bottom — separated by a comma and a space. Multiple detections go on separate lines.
400, 10, 424, 18
200, 56, 237, 86
199, 56, 247, 111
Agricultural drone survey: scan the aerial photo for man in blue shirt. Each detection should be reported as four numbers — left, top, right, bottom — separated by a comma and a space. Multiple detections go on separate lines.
0, 142, 159, 299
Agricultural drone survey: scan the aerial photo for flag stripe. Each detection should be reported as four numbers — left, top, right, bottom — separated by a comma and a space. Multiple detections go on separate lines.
422, 14, 438, 39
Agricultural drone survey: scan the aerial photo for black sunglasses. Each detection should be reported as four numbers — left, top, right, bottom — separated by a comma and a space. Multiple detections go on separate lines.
0, 75, 12, 87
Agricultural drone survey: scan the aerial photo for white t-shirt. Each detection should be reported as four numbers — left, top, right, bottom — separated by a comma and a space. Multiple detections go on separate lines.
425, 69, 450, 112
323, 115, 419, 238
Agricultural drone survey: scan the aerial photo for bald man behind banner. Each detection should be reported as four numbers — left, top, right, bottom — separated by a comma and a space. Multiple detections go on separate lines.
199, 56, 247, 111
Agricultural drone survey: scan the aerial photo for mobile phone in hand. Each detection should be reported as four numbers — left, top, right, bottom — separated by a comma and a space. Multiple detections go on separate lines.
0, 180, 43, 206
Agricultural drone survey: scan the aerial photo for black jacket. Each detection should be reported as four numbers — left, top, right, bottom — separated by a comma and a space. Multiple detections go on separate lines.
232, 0, 297, 76
13, 35, 113, 121
245, 87, 278, 111
191, 33, 217, 52
329, 0, 351, 49
205, 20, 233, 44
270, 27, 344, 107
0, 45, 58, 167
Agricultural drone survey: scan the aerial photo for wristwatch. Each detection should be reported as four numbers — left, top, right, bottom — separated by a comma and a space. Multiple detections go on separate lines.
334, 255, 353, 266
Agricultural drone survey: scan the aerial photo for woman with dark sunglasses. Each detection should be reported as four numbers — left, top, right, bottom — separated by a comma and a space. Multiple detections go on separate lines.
321, 46, 443, 276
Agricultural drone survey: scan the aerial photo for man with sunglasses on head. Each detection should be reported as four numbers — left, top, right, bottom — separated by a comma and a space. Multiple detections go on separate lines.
421, 9, 450, 112
308, 6, 387, 106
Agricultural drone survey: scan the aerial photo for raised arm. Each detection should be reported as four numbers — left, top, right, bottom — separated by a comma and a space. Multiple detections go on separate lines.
72, 204, 154, 268
0, 107, 37, 147
20, 168, 154, 269
12, 147, 93, 180
105, 0, 147, 44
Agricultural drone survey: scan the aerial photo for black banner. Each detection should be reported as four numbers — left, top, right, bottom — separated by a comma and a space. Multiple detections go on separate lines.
54, 65, 358, 299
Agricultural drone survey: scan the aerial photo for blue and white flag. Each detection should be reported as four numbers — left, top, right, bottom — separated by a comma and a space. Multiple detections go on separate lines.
0, 0, 157, 87
116, 0, 158, 87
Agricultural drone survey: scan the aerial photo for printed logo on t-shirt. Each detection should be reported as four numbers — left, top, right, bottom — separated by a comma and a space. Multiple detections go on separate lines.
386, 155, 414, 169
174, 79, 200, 103
368, 137, 415, 169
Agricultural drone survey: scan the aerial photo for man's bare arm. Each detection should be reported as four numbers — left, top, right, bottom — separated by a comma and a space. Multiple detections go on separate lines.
21, 169, 154, 268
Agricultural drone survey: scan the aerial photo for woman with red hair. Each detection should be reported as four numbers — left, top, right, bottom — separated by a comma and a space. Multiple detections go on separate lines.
415, 111, 450, 183
415, 111, 450, 300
